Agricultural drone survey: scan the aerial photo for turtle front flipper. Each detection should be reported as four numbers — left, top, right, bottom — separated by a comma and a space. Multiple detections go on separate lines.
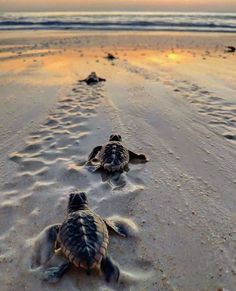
128, 150, 148, 164
31, 224, 61, 268
87, 145, 102, 162
42, 250, 70, 284
104, 216, 138, 238
101, 254, 120, 282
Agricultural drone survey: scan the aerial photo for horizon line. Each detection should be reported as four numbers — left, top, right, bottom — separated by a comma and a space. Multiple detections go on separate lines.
1, 10, 236, 14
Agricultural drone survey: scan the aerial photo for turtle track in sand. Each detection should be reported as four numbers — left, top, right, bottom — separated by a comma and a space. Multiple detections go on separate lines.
5, 82, 103, 194
120, 60, 236, 142
0, 80, 150, 291
0, 81, 107, 233
0, 81, 104, 289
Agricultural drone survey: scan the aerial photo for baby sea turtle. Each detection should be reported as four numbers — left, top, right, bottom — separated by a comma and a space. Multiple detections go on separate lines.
87, 134, 148, 173
31, 192, 137, 283
105, 53, 117, 61
80, 72, 106, 85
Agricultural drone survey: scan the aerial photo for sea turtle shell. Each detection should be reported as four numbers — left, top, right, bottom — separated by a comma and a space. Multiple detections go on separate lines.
98, 141, 129, 172
58, 209, 109, 270
85, 75, 99, 84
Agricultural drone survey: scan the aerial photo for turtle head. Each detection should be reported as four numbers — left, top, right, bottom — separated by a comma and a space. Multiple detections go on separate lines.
109, 134, 122, 142
68, 192, 88, 212
90, 72, 97, 78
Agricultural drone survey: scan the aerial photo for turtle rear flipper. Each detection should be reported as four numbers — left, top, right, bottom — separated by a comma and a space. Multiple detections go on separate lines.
42, 250, 70, 284
105, 216, 138, 238
31, 224, 61, 268
86, 162, 102, 173
124, 164, 130, 172
101, 254, 120, 282
43, 263, 70, 284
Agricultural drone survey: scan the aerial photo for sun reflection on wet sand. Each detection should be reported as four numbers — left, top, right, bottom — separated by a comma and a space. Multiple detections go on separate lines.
124, 49, 193, 71
167, 52, 181, 61
146, 51, 189, 65
0, 49, 109, 86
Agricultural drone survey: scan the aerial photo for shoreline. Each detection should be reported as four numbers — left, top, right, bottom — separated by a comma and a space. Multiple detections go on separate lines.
1, 29, 236, 37
1, 30, 235, 52
1, 28, 236, 33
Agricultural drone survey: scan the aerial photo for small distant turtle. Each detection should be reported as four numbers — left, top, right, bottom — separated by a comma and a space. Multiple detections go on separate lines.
87, 134, 148, 173
31, 192, 137, 283
105, 53, 117, 61
225, 46, 236, 53
80, 72, 106, 85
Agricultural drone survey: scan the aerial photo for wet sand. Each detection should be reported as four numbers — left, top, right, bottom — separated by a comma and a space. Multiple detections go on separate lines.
0, 31, 236, 291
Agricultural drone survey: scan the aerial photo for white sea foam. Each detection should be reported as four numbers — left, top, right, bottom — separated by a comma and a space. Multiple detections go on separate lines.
0, 11, 236, 32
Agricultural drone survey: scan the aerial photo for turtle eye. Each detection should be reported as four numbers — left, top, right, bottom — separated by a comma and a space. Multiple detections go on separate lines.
118, 135, 121, 140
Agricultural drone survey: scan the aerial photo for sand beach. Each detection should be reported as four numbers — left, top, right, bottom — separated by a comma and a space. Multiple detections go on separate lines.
0, 30, 236, 290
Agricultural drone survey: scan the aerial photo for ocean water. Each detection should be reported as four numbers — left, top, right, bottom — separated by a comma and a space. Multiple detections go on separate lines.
0, 12, 236, 32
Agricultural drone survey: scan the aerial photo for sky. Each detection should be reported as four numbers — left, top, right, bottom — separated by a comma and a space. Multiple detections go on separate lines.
0, 0, 236, 12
